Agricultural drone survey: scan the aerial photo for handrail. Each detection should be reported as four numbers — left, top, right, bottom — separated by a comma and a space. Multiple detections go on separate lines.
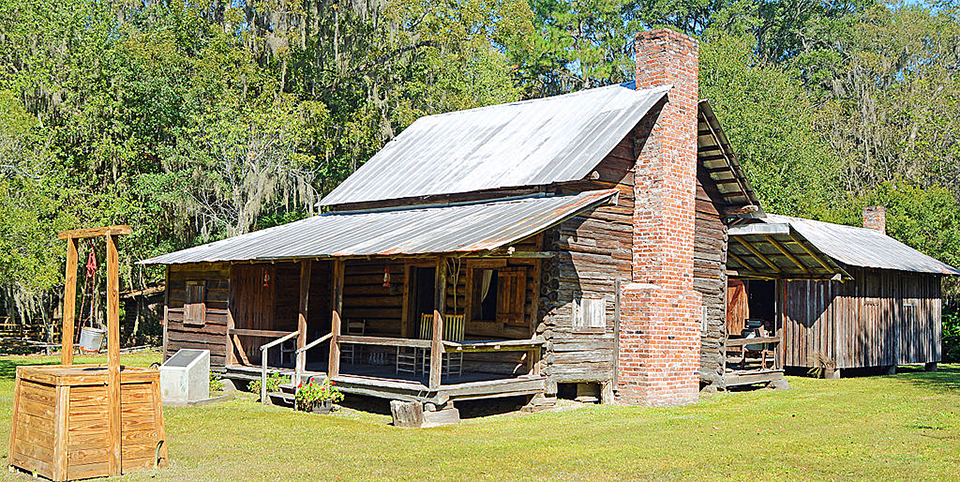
336, 334, 432, 348
232, 328, 294, 338
442, 336, 545, 352
725, 336, 780, 348
294, 332, 333, 386
258, 331, 298, 405
295, 332, 333, 355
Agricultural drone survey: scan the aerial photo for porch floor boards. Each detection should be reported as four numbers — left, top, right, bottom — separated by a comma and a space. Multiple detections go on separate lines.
222, 362, 545, 404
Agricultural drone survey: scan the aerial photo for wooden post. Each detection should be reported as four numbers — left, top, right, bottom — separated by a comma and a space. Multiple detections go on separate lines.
61, 237, 79, 365
327, 259, 344, 379
163, 266, 170, 363
105, 233, 121, 476
52, 385, 70, 480
400, 264, 412, 338
8, 375, 21, 470
260, 350, 268, 405
296, 260, 311, 385
613, 278, 621, 386
429, 258, 447, 390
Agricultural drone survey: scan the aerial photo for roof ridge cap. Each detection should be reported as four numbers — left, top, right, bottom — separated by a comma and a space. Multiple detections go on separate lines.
418, 83, 670, 121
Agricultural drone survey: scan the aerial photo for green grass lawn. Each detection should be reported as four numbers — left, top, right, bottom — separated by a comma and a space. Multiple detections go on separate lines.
0, 352, 958, 480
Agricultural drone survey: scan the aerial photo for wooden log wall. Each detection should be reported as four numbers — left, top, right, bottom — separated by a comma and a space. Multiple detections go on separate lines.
781, 267, 942, 369
165, 263, 230, 367
341, 260, 406, 337
538, 131, 637, 392
694, 170, 730, 389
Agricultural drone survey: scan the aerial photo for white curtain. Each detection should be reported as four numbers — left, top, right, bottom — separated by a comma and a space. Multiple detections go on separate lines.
480, 269, 494, 302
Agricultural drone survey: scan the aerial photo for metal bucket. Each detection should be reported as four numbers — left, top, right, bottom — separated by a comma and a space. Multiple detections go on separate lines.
78, 326, 105, 353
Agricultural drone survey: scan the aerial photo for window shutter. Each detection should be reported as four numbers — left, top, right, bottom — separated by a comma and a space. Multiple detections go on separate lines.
496, 267, 526, 326
573, 297, 606, 332
183, 281, 206, 327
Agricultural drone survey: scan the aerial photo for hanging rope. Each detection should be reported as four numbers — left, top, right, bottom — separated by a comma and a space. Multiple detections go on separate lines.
76, 245, 99, 345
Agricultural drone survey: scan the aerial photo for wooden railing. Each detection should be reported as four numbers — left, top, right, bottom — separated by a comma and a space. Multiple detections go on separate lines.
294, 332, 332, 386
257, 331, 298, 404
724, 335, 781, 371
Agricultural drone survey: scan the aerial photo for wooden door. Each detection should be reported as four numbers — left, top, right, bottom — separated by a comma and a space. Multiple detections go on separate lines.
229, 264, 276, 363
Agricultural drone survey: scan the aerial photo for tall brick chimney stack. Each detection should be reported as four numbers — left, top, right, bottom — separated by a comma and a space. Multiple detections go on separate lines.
616, 29, 702, 406
863, 206, 886, 234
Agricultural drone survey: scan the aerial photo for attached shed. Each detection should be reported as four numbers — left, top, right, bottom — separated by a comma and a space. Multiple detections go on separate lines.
725, 211, 959, 378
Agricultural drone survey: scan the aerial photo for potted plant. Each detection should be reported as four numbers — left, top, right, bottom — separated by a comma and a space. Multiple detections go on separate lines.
295, 378, 344, 414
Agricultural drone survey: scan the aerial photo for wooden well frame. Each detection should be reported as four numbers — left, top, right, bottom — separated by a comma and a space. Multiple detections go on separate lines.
8, 225, 168, 480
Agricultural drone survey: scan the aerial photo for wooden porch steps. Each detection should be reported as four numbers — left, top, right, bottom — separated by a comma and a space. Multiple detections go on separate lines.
268, 391, 296, 407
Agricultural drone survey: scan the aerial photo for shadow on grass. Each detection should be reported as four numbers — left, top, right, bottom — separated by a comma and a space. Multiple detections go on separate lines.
0, 357, 64, 381
897, 364, 960, 393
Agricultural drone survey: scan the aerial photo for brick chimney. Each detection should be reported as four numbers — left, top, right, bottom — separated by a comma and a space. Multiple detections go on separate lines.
617, 29, 702, 406
863, 206, 886, 234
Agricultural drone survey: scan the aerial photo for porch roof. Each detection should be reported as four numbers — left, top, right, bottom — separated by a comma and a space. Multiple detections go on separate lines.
760, 214, 960, 275
728, 214, 960, 278
727, 222, 850, 280
139, 189, 618, 265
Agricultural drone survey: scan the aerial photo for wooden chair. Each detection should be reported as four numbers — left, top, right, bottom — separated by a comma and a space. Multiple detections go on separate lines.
396, 314, 433, 376
340, 319, 366, 365
740, 324, 771, 369
280, 339, 296, 367
420, 314, 466, 378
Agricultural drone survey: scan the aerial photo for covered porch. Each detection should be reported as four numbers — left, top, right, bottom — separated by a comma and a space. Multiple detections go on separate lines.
141, 190, 620, 405
724, 221, 849, 387
225, 255, 548, 404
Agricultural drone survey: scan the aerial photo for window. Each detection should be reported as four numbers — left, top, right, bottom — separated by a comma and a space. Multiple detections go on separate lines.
469, 266, 527, 326
183, 281, 206, 326
573, 297, 605, 332
475, 269, 498, 321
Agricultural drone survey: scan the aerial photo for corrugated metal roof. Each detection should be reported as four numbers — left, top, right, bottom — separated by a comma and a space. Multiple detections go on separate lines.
139, 190, 618, 265
761, 214, 960, 275
318, 83, 669, 207
728, 222, 849, 280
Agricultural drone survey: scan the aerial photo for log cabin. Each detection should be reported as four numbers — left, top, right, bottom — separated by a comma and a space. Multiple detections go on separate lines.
139, 29, 956, 419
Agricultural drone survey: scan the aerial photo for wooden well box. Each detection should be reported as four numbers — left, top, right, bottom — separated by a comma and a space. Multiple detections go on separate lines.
8, 365, 168, 481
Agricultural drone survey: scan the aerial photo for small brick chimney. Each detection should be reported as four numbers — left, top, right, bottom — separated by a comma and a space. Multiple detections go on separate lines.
863, 206, 886, 234
617, 29, 702, 406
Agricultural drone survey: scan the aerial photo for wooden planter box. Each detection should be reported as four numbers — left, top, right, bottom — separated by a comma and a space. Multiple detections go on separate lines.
8, 364, 168, 481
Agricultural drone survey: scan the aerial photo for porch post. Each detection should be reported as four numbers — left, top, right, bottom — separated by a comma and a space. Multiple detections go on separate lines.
328, 259, 344, 379
296, 260, 311, 385
429, 257, 447, 390
225, 265, 235, 366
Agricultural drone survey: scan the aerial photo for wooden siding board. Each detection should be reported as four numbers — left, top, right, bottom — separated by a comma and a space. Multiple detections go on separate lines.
166, 264, 230, 368
781, 266, 942, 369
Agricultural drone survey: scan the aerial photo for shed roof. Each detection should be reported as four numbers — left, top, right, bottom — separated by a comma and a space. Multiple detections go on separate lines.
318, 83, 669, 207
727, 222, 850, 280
139, 190, 618, 265
759, 214, 960, 275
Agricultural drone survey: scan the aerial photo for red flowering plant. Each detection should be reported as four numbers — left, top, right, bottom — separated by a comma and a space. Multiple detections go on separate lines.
294, 378, 343, 411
